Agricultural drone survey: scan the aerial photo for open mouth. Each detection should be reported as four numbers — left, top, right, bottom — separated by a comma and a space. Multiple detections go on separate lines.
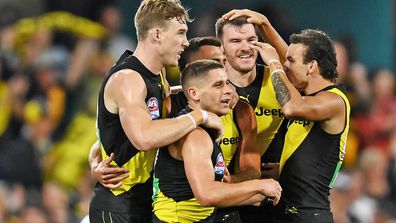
221, 98, 231, 106
237, 54, 254, 62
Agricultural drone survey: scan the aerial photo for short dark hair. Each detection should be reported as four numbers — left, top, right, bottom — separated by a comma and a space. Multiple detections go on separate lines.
290, 29, 338, 82
179, 36, 222, 70
180, 59, 224, 92
215, 16, 249, 41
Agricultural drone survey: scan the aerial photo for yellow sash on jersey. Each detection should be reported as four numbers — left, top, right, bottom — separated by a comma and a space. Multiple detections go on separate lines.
220, 110, 240, 166
153, 188, 214, 223
279, 88, 351, 179
254, 66, 284, 155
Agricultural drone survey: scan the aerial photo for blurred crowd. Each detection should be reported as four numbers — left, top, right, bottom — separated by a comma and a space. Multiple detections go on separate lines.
0, 1, 395, 223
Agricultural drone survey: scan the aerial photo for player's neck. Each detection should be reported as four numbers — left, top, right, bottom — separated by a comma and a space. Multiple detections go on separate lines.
133, 42, 163, 75
226, 64, 256, 88
304, 76, 333, 95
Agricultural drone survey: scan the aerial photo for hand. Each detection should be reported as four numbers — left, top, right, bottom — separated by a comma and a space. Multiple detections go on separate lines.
261, 162, 280, 180
202, 111, 224, 143
256, 179, 282, 205
222, 9, 269, 27
250, 41, 280, 65
91, 153, 130, 189
249, 194, 266, 206
222, 167, 233, 183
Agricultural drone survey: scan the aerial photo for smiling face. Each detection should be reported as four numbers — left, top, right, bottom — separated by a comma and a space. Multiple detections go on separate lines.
196, 68, 232, 116
283, 43, 310, 90
158, 18, 189, 66
221, 23, 258, 73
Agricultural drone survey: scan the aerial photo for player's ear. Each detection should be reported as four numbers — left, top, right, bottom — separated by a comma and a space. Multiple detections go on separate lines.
148, 28, 161, 43
187, 87, 199, 101
308, 60, 318, 74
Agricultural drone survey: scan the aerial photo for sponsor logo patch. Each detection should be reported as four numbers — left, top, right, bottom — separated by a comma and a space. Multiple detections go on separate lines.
214, 153, 225, 175
147, 97, 160, 119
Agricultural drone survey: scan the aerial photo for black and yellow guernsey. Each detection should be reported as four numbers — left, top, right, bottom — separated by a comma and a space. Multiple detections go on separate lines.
278, 85, 350, 214
91, 50, 166, 213
169, 92, 240, 168
153, 109, 225, 223
219, 108, 240, 167
234, 64, 285, 163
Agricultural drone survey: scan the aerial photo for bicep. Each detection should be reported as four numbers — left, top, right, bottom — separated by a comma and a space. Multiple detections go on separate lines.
286, 93, 344, 121
108, 70, 154, 145
181, 130, 216, 197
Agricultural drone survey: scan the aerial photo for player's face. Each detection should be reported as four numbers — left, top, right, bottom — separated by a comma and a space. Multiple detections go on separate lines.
159, 18, 189, 66
283, 43, 310, 90
197, 68, 232, 116
221, 23, 258, 73
189, 45, 226, 67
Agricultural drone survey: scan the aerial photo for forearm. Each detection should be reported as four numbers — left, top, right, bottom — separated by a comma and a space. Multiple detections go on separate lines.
259, 23, 288, 64
88, 140, 101, 170
198, 180, 261, 207
270, 61, 301, 108
125, 110, 204, 151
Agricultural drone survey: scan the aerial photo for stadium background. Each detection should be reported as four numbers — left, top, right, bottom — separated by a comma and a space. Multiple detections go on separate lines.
0, 0, 395, 222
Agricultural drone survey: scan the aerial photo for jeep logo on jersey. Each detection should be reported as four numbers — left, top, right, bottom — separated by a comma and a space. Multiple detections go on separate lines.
147, 97, 160, 119
255, 107, 284, 117
214, 153, 225, 175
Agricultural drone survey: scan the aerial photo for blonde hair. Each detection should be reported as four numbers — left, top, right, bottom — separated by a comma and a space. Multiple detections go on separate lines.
134, 0, 191, 40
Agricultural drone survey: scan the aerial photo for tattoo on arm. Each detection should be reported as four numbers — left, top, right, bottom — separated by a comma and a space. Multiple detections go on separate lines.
271, 72, 291, 106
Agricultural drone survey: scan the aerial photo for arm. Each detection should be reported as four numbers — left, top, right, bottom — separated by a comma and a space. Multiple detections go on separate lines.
251, 42, 346, 133
232, 100, 261, 183
106, 69, 223, 151
88, 141, 130, 189
222, 9, 288, 64
181, 128, 282, 207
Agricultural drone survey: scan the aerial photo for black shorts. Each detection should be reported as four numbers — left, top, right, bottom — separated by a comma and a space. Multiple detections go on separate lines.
89, 207, 151, 223
213, 207, 242, 223
272, 204, 334, 223
238, 204, 275, 223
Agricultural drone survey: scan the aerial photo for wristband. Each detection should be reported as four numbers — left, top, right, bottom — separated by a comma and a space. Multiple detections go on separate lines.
268, 59, 281, 65
270, 69, 286, 76
186, 113, 197, 129
201, 110, 208, 125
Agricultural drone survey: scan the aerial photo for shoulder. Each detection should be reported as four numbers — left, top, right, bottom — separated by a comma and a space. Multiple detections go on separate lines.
182, 127, 213, 154
107, 69, 146, 91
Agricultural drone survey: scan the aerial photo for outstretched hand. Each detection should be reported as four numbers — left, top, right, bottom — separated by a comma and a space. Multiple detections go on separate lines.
91, 153, 130, 189
250, 41, 280, 65
222, 9, 269, 26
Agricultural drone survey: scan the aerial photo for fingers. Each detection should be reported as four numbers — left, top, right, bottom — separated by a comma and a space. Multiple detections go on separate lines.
272, 181, 282, 206
103, 181, 123, 189
102, 153, 115, 166
222, 9, 264, 25
259, 179, 282, 206
222, 10, 237, 20
99, 171, 130, 189
216, 128, 224, 144
102, 166, 129, 175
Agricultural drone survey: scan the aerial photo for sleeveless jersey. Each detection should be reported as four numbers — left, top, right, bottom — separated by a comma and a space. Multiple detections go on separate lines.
91, 50, 166, 213
169, 92, 240, 169
219, 109, 240, 167
234, 64, 285, 162
153, 110, 225, 223
278, 85, 350, 211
